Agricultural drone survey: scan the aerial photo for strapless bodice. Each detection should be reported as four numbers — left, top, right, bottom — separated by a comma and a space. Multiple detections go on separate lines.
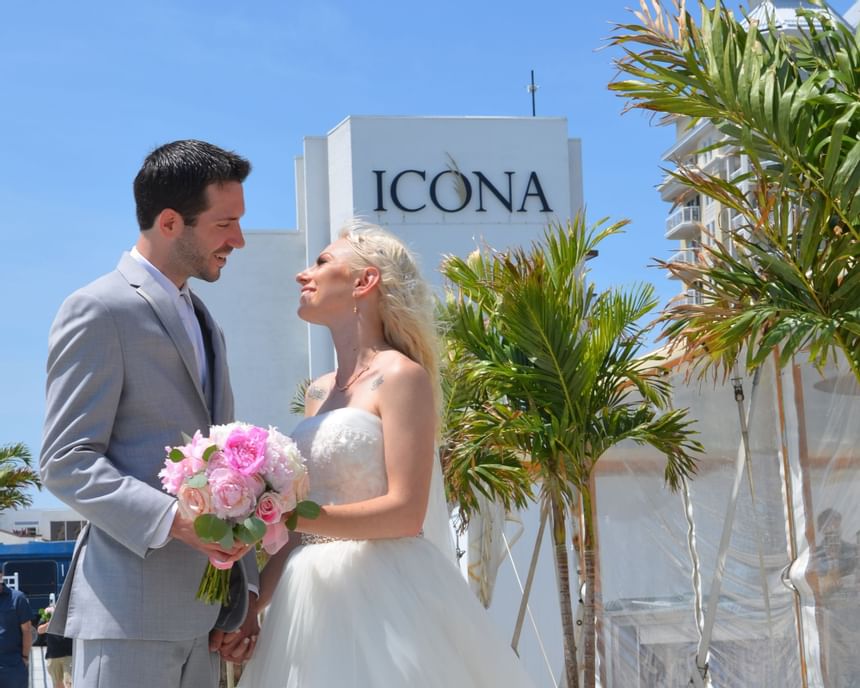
291, 407, 387, 506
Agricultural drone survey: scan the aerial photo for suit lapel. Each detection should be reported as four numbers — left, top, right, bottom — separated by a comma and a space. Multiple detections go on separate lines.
116, 253, 210, 416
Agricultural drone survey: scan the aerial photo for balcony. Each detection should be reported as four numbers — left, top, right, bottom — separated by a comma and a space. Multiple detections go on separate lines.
727, 157, 746, 181
666, 248, 700, 280
659, 174, 688, 202
665, 206, 702, 241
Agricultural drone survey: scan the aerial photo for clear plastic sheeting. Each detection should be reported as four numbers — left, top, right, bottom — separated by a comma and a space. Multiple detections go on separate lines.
593, 355, 860, 687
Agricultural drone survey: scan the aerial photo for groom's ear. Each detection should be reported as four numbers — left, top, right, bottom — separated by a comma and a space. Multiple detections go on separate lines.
154, 208, 183, 238
353, 266, 381, 296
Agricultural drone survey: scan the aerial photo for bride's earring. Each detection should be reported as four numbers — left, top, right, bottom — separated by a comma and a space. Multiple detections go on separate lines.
353, 302, 358, 314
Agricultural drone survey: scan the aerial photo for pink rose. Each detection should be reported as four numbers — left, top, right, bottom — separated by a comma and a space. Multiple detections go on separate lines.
177, 484, 212, 520
208, 467, 257, 519
256, 491, 288, 525
222, 426, 269, 476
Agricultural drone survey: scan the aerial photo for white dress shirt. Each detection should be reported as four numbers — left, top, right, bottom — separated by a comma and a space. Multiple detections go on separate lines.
129, 247, 209, 390
129, 248, 207, 550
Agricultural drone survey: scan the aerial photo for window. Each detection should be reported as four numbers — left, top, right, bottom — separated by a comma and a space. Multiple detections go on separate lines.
49, 520, 86, 541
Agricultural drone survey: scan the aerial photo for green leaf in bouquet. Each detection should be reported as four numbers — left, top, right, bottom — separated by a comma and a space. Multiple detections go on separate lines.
296, 500, 321, 519
284, 511, 299, 531
168, 448, 185, 463
234, 523, 255, 545
218, 529, 234, 551
202, 445, 218, 462
186, 472, 208, 488
242, 516, 267, 542
194, 514, 229, 542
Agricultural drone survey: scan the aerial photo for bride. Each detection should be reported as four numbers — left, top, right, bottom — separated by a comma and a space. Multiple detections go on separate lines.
236, 219, 535, 687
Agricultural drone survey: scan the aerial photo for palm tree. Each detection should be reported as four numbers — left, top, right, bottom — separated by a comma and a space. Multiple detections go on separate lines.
440, 217, 701, 688
0, 443, 41, 512
608, 0, 860, 383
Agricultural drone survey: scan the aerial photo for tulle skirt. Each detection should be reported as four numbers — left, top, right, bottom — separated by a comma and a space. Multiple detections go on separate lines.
237, 537, 535, 688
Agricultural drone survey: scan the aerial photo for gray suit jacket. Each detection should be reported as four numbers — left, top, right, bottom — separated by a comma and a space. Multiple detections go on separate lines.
40, 252, 258, 641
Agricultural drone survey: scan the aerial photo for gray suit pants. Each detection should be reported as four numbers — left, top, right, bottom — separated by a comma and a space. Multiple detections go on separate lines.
73, 636, 219, 688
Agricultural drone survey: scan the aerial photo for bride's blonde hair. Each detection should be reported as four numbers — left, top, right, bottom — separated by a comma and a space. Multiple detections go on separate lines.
340, 219, 441, 421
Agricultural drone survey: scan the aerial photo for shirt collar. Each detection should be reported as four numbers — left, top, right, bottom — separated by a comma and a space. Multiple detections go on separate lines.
129, 247, 191, 301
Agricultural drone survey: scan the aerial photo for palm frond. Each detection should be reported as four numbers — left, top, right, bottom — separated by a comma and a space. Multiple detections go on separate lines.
0, 443, 40, 512
610, 0, 860, 384
440, 216, 702, 523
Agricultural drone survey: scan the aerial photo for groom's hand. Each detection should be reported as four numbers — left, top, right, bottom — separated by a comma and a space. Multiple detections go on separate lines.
169, 510, 250, 564
210, 593, 260, 662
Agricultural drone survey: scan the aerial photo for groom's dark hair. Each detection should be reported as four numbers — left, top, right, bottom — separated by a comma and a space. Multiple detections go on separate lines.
133, 139, 251, 231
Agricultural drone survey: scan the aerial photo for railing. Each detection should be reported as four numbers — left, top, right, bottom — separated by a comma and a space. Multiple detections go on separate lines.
665, 206, 702, 240
669, 248, 700, 265
727, 156, 745, 180
666, 206, 700, 231
666, 248, 701, 280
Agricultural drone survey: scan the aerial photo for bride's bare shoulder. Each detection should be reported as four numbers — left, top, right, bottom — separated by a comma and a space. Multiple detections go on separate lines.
305, 372, 335, 415
374, 351, 431, 403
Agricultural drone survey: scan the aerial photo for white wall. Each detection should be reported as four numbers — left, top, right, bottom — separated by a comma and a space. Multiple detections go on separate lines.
193, 231, 310, 434
0, 507, 82, 539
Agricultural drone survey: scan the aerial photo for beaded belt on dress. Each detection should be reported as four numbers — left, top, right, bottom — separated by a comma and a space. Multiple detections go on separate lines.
300, 530, 424, 546
300, 533, 341, 545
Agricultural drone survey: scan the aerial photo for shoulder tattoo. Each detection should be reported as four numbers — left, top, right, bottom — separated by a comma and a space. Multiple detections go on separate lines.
370, 375, 384, 390
307, 384, 327, 400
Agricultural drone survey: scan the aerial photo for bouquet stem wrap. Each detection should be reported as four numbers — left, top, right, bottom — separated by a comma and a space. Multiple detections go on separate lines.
198, 559, 234, 605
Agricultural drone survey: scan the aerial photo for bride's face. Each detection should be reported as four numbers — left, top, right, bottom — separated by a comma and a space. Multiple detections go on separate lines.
296, 238, 357, 323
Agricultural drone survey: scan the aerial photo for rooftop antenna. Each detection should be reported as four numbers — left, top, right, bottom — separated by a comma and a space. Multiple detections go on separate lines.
527, 69, 539, 117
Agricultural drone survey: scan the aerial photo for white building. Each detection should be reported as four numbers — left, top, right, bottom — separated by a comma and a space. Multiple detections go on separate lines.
0, 507, 84, 541
661, 0, 857, 300
196, 115, 583, 432
194, 115, 584, 685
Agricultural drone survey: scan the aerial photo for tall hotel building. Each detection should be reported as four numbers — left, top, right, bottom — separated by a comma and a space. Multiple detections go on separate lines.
661, 0, 858, 300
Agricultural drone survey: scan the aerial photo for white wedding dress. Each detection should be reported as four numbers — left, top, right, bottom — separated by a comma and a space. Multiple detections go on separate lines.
237, 407, 535, 687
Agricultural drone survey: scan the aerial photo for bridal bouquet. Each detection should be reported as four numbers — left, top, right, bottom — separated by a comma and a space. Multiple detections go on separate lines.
159, 422, 319, 605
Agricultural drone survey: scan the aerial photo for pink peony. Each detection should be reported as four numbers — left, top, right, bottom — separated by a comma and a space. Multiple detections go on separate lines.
182, 431, 215, 470
248, 474, 267, 499
207, 467, 258, 519
177, 484, 212, 520
222, 425, 269, 476
261, 428, 302, 491
207, 423, 234, 447
158, 459, 188, 495
158, 431, 215, 495
292, 467, 310, 502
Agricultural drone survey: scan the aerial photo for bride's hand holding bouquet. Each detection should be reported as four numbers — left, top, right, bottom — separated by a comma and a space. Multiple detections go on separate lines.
160, 422, 319, 605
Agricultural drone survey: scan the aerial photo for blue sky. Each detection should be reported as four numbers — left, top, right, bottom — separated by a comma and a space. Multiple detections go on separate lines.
4, 1, 852, 509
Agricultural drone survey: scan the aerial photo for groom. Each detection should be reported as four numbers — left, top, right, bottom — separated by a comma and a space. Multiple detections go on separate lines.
40, 140, 260, 688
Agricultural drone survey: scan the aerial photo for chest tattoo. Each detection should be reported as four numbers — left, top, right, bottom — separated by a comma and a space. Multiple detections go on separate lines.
307, 385, 327, 400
